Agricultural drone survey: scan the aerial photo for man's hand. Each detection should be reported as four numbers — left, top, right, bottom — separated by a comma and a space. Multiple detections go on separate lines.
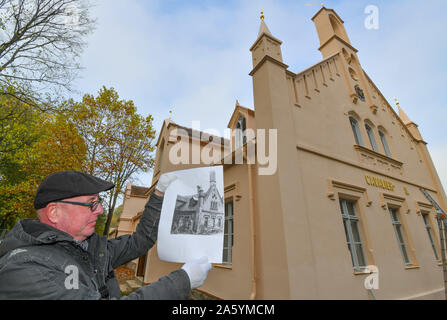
181, 256, 212, 289
155, 173, 178, 196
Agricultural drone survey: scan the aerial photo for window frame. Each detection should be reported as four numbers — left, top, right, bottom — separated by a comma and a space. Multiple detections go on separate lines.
223, 200, 234, 265
339, 198, 368, 272
365, 122, 379, 152
349, 116, 364, 146
235, 115, 247, 150
422, 212, 440, 261
378, 129, 392, 158
388, 207, 411, 266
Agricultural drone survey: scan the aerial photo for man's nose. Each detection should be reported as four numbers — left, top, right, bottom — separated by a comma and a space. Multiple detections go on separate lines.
94, 203, 104, 215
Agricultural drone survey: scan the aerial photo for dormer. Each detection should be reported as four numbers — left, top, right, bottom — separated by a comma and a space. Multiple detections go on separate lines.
227, 100, 256, 149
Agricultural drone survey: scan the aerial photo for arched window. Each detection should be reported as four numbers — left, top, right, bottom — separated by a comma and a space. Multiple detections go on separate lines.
349, 116, 364, 146
235, 115, 247, 149
379, 130, 392, 157
365, 123, 379, 152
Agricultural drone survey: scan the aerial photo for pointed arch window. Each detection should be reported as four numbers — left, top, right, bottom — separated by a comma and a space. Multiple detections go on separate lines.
349, 116, 364, 146
235, 115, 247, 149
379, 130, 392, 158
365, 123, 379, 152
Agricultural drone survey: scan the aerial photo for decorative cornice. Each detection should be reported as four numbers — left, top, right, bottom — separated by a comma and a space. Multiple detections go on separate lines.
318, 34, 358, 53
249, 32, 283, 52
294, 52, 339, 78
249, 55, 289, 76
311, 7, 345, 24
296, 142, 436, 192
354, 144, 404, 168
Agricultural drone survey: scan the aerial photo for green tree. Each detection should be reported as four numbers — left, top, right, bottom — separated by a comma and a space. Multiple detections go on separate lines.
0, 95, 86, 229
65, 86, 156, 236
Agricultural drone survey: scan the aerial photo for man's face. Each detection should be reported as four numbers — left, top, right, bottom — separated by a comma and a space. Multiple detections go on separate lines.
55, 194, 104, 241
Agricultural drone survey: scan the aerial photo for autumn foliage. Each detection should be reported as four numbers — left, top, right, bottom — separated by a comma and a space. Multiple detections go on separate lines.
0, 86, 156, 233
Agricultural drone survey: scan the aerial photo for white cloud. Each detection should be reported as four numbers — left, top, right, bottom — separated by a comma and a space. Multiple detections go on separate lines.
73, 0, 447, 192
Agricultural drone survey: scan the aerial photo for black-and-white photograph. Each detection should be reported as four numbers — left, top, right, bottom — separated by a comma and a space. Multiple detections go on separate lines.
157, 166, 225, 263
170, 170, 224, 236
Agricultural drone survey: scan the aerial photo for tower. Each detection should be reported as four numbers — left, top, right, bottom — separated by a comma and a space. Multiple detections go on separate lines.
312, 7, 378, 113
250, 11, 284, 69
210, 170, 216, 187
249, 13, 318, 299
311, 7, 354, 59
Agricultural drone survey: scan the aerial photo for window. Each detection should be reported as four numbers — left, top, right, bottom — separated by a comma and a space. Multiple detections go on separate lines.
388, 208, 411, 265
339, 199, 367, 271
235, 115, 247, 149
365, 123, 379, 152
211, 194, 218, 210
422, 213, 439, 261
223, 201, 234, 265
157, 139, 165, 172
379, 130, 392, 157
349, 116, 364, 146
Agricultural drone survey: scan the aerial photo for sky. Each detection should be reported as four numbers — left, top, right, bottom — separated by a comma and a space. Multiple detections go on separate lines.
72, 0, 447, 203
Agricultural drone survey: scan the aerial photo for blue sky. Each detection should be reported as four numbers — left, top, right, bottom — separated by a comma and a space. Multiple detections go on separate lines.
73, 0, 447, 196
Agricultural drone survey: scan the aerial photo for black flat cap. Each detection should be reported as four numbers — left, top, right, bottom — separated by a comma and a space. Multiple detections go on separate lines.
34, 171, 115, 210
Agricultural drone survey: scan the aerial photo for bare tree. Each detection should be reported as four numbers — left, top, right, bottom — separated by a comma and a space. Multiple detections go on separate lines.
0, 0, 95, 109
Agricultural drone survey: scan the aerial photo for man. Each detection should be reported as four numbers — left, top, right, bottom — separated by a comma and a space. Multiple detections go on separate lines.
0, 170, 211, 299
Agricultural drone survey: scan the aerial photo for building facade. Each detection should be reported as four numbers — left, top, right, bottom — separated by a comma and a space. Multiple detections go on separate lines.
117, 7, 447, 299
171, 170, 224, 236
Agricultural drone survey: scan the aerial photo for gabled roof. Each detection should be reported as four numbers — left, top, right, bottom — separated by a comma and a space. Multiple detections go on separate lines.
155, 118, 230, 148
363, 71, 422, 142
175, 194, 199, 211
227, 100, 255, 129
311, 6, 345, 23
250, 18, 283, 52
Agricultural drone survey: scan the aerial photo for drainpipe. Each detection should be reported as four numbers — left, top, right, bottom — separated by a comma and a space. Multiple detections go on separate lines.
248, 163, 257, 300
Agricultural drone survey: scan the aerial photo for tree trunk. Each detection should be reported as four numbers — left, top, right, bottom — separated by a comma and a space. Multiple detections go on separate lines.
103, 188, 119, 236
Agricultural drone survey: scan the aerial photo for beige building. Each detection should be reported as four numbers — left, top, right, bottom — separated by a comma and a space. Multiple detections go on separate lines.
117, 7, 447, 299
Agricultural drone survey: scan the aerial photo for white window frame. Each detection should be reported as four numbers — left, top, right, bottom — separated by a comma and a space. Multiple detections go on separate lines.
379, 130, 392, 157
223, 201, 234, 265
339, 199, 367, 271
388, 207, 411, 266
422, 213, 440, 261
365, 123, 379, 152
349, 116, 364, 146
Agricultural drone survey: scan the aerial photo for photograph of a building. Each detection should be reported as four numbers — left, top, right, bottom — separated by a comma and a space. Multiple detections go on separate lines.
117, 7, 447, 299
170, 171, 224, 236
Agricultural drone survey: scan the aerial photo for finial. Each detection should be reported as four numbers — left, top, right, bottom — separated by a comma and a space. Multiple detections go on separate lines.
260, 10, 264, 20
169, 109, 173, 119
305, 2, 324, 7
394, 97, 400, 108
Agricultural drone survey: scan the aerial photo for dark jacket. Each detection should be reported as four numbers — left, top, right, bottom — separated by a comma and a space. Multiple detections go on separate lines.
0, 193, 190, 300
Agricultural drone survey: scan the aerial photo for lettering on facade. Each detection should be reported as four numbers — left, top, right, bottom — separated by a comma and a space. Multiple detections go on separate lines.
365, 174, 395, 191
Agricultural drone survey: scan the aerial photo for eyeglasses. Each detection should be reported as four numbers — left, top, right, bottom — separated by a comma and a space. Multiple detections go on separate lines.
55, 197, 103, 212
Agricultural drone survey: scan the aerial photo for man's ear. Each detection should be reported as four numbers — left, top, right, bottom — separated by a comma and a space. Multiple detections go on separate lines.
46, 203, 60, 224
